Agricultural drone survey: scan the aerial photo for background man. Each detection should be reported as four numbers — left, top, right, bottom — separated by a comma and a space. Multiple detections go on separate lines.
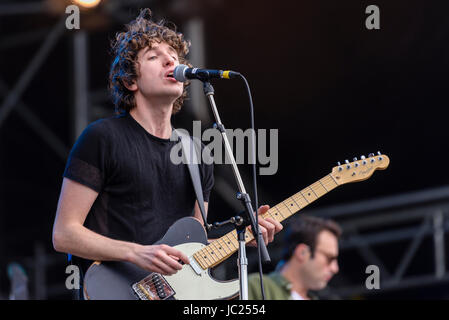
248, 215, 341, 300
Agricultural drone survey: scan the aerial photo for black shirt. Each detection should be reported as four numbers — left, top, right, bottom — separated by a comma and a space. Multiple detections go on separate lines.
63, 112, 214, 270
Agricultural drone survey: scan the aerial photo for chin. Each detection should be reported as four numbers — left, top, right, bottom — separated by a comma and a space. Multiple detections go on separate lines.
312, 281, 328, 291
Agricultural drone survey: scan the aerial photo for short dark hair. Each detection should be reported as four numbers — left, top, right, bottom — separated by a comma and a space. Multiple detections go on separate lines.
282, 215, 342, 261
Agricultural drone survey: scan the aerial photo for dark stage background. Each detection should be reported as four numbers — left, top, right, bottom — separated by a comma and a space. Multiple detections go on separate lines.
0, 0, 448, 299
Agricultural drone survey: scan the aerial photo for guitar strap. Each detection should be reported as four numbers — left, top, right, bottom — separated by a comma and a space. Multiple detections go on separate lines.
174, 129, 210, 234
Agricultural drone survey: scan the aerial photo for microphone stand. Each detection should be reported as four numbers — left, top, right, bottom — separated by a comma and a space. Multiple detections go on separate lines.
202, 80, 271, 300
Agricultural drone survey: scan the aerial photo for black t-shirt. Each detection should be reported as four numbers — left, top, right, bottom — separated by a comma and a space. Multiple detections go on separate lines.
63, 112, 214, 270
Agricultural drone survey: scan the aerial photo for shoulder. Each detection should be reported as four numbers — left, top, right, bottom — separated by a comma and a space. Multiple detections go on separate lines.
248, 272, 284, 300
248, 273, 281, 289
86, 113, 127, 132
78, 114, 129, 141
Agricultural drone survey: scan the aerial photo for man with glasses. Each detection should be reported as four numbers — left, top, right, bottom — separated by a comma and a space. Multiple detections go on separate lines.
248, 215, 341, 300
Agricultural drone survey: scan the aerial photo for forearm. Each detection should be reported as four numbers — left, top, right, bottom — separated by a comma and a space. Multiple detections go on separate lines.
53, 223, 138, 263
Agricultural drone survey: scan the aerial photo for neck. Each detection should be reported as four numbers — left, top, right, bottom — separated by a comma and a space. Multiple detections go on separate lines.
130, 95, 174, 139
280, 261, 310, 300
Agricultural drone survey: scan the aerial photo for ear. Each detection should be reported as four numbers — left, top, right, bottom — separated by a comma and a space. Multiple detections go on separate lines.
123, 78, 138, 92
293, 244, 310, 262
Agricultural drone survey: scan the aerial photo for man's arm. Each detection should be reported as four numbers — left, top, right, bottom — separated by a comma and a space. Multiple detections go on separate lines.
52, 178, 189, 275
193, 200, 209, 227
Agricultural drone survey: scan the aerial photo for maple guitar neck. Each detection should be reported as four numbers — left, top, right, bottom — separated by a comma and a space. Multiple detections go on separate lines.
192, 174, 338, 269
192, 153, 390, 270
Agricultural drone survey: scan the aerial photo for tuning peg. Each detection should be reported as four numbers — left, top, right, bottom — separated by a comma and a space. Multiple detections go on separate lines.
361, 155, 367, 165
337, 162, 342, 171
353, 157, 358, 161
369, 153, 375, 157
377, 151, 383, 161
345, 160, 351, 169
337, 161, 341, 166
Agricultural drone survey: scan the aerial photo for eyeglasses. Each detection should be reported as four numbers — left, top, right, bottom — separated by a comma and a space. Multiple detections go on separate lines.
313, 248, 338, 265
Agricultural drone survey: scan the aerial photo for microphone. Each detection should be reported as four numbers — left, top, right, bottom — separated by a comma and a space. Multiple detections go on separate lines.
174, 64, 240, 82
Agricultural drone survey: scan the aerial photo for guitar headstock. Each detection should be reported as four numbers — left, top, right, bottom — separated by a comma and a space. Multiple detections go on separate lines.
331, 152, 389, 185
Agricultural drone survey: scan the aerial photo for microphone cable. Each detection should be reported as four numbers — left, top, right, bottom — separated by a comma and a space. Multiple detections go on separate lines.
236, 72, 267, 301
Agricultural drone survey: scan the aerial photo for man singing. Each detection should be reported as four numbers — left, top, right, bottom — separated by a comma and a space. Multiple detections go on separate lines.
52, 8, 282, 298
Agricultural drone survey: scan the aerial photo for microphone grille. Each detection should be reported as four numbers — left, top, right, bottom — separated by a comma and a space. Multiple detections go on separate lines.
173, 64, 188, 82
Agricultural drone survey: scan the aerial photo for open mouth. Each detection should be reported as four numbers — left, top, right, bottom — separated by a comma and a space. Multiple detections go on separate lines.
165, 71, 178, 82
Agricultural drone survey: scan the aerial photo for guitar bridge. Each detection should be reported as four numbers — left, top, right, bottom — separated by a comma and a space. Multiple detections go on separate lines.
132, 273, 175, 300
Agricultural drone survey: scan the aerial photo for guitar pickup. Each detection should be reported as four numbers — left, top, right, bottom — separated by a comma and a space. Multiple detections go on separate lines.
132, 273, 175, 300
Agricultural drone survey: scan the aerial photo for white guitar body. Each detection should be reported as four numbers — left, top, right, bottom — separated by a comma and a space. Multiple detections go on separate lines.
162, 242, 239, 300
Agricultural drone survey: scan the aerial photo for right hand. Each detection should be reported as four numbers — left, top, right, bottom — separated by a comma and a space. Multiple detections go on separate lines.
131, 244, 190, 276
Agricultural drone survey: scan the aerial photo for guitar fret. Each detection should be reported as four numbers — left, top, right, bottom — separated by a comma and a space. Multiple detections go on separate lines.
225, 234, 238, 250
291, 194, 304, 208
193, 251, 206, 268
327, 174, 339, 186
277, 205, 291, 220
299, 191, 310, 204
264, 209, 275, 220
310, 183, 326, 201
195, 251, 210, 269
319, 179, 329, 192
217, 238, 232, 256
201, 247, 216, 264
264, 210, 276, 220
282, 198, 298, 218
215, 240, 227, 258
206, 246, 219, 263
285, 197, 301, 213
282, 201, 294, 215
309, 186, 319, 198
272, 206, 285, 220
290, 196, 302, 210
210, 241, 224, 260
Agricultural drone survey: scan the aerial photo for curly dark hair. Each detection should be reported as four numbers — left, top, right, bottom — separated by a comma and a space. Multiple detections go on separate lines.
109, 8, 191, 114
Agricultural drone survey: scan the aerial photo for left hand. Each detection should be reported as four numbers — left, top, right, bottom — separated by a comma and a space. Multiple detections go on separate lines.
247, 205, 283, 247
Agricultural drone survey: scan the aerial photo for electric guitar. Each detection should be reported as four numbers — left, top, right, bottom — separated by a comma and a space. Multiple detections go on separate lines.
83, 153, 390, 300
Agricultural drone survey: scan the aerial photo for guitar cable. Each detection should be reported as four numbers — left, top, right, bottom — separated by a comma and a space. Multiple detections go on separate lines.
237, 73, 267, 300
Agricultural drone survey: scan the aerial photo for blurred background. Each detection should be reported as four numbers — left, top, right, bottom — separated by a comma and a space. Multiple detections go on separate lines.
1, 0, 449, 299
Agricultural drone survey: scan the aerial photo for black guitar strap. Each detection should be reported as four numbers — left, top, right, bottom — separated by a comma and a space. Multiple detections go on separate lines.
174, 129, 210, 234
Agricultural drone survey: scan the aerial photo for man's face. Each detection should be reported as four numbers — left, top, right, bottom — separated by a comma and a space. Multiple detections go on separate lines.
301, 230, 339, 291
133, 41, 184, 104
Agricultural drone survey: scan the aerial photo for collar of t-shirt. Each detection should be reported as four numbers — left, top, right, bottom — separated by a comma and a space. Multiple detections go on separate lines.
290, 290, 306, 300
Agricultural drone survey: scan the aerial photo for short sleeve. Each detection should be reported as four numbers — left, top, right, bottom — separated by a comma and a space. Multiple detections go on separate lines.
63, 121, 109, 193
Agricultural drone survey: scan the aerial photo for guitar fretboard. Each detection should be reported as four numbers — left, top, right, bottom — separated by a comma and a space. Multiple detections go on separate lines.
192, 174, 339, 269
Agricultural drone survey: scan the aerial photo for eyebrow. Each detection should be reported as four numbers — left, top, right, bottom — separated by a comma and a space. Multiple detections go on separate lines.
144, 45, 178, 56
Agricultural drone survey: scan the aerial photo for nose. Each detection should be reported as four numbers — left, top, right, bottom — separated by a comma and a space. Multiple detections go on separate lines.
330, 259, 339, 274
163, 53, 175, 66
